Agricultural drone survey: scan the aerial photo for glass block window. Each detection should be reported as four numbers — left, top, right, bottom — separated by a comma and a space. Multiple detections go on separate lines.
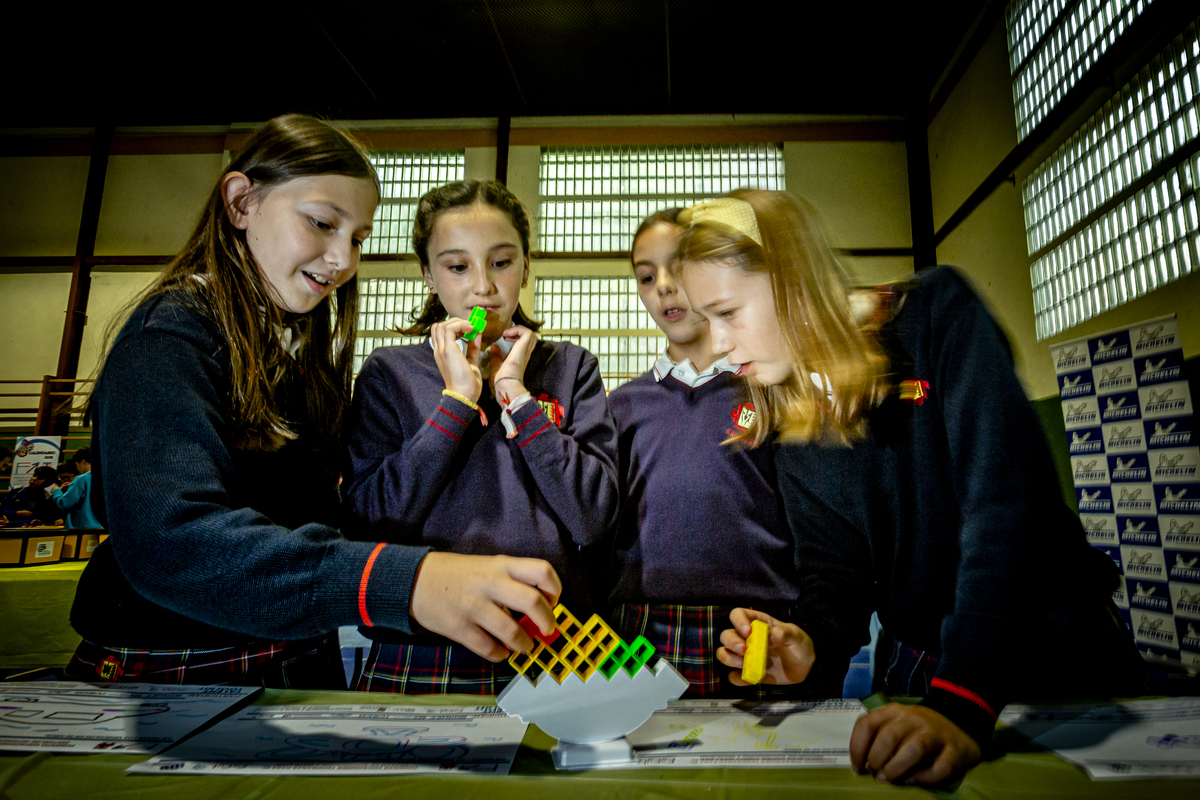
542, 334, 663, 392
533, 276, 656, 331
537, 144, 786, 253
1027, 18, 1199, 339
1007, 0, 1156, 142
1031, 154, 1198, 339
364, 150, 465, 255
354, 277, 428, 373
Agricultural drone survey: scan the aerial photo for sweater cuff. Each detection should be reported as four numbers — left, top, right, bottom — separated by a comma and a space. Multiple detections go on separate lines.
427, 395, 477, 441
920, 679, 1000, 747
508, 400, 555, 451
315, 540, 430, 635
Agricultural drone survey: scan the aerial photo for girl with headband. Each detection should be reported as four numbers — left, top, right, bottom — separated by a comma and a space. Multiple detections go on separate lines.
673, 190, 1150, 785
604, 209, 800, 698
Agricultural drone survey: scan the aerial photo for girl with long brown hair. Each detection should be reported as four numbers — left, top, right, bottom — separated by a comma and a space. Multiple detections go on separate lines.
673, 190, 1150, 785
343, 179, 619, 694
67, 116, 560, 688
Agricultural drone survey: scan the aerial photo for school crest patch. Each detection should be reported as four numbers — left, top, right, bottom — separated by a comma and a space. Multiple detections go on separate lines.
536, 393, 565, 426
900, 379, 930, 406
732, 402, 757, 430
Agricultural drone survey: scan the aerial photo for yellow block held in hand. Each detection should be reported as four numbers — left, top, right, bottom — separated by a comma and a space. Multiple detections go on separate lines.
741, 620, 769, 685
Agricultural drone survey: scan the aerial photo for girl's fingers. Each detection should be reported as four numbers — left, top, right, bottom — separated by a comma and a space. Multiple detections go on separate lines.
502, 557, 563, 605
864, 717, 918, 781
849, 710, 882, 772
453, 624, 510, 663
718, 627, 747, 653
728, 607, 777, 637
907, 748, 960, 786
715, 645, 743, 668
876, 731, 938, 783
475, 603, 534, 655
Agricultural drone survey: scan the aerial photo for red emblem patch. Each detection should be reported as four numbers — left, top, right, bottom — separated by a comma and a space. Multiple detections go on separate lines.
535, 393, 565, 426
731, 402, 757, 430
900, 379, 930, 405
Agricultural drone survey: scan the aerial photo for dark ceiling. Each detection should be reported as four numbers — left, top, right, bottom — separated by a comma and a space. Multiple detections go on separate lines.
6, 1, 991, 128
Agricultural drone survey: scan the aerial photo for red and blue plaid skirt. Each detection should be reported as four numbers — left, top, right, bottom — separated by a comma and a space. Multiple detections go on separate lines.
65, 634, 344, 689
355, 642, 516, 695
611, 603, 803, 699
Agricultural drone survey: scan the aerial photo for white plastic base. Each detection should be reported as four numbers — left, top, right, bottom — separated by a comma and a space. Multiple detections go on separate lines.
551, 737, 634, 770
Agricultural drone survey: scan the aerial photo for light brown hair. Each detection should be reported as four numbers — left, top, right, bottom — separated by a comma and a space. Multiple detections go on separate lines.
96, 114, 378, 451
402, 179, 541, 335
674, 190, 890, 445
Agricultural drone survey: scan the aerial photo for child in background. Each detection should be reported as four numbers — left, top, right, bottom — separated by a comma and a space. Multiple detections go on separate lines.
344, 179, 619, 694
67, 116, 560, 688
605, 209, 799, 697
1, 465, 62, 526
52, 447, 100, 529
672, 191, 1150, 785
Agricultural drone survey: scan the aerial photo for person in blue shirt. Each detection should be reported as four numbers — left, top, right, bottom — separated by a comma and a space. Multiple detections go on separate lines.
52, 448, 101, 529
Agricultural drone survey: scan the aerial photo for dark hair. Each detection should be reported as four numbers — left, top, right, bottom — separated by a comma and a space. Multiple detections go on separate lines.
33, 466, 58, 483
630, 208, 683, 270
96, 114, 378, 451
58, 466, 78, 478
71, 447, 91, 465
402, 179, 541, 335
0, 445, 11, 462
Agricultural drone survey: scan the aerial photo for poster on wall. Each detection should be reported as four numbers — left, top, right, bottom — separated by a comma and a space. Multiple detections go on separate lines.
7, 436, 61, 489
1052, 315, 1199, 674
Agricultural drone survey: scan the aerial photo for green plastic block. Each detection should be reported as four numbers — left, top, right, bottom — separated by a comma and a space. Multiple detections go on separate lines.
599, 641, 634, 679
622, 635, 655, 676
462, 306, 487, 342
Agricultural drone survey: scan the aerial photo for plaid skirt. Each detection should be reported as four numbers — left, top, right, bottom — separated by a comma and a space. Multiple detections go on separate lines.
355, 642, 516, 695
65, 634, 344, 690
611, 603, 804, 699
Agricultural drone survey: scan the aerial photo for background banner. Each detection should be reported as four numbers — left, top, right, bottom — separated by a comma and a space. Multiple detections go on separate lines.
1052, 315, 1199, 673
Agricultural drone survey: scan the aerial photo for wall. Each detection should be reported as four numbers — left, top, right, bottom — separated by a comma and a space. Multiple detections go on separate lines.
1, 119, 915, 398
928, 17, 1200, 401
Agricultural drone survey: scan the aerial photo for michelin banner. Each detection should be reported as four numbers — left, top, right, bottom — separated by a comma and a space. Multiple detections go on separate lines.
1053, 315, 1199, 674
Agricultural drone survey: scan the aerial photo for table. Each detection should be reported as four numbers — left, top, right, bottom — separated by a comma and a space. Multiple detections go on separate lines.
1, 690, 1198, 799
0, 561, 83, 669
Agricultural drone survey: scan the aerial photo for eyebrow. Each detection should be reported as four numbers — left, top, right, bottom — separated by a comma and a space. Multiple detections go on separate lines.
435, 243, 520, 258
699, 297, 732, 313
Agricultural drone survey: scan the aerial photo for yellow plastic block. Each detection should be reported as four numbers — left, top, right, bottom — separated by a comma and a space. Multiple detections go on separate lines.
574, 615, 622, 680
741, 619, 769, 685
508, 603, 635, 684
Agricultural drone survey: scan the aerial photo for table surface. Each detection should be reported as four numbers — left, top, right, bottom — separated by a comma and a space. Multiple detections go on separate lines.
0, 561, 84, 670
2, 689, 1199, 800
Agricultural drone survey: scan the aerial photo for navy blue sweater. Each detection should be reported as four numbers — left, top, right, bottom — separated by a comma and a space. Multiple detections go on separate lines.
70, 292, 428, 649
779, 267, 1127, 745
607, 370, 796, 604
343, 338, 619, 625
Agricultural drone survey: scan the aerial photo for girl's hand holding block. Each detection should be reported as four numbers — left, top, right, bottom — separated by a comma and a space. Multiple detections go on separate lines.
410, 553, 562, 662
740, 620, 769, 684
716, 608, 815, 686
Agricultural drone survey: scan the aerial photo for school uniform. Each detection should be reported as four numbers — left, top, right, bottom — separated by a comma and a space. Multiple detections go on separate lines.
52, 470, 100, 528
606, 353, 801, 697
778, 266, 1151, 746
67, 291, 429, 688
343, 337, 619, 693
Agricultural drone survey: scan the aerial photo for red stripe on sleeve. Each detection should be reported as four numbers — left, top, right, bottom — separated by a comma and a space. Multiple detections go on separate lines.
514, 412, 541, 433
426, 418, 460, 441
519, 421, 554, 448
930, 678, 997, 718
437, 406, 467, 426
358, 543, 387, 627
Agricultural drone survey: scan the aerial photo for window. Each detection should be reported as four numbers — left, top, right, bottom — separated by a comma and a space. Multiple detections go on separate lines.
354, 277, 428, 374
364, 149, 465, 255
537, 144, 786, 253
1027, 19, 1199, 339
1007, 0, 1156, 142
534, 276, 660, 391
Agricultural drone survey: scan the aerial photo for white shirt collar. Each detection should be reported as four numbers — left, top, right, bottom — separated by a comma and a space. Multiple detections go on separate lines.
651, 350, 737, 388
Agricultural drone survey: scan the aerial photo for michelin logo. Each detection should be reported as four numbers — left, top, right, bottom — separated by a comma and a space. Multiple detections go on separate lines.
1145, 388, 1185, 415
1070, 428, 1104, 454
1133, 324, 1176, 353
1055, 345, 1089, 370
1110, 456, 1148, 482
1107, 424, 1145, 452
1170, 552, 1199, 582
1148, 420, 1190, 447
1125, 549, 1163, 578
1103, 395, 1139, 421
1092, 337, 1129, 362
1082, 516, 1116, 543
1182, 622, 1200, 650
1097, 365, 1133, 392
1164, 518, 1200, 548
1078, 487, 1113, 512
1177, 586, 1200, 617
1159, 486, 1200, 514
1060, 372, 1093, 398
1140, 356, 1181, 383
1132, 582, 1171, 612
1119, 518, 1157, 544
1074, 458, 1107, 482
1153, 450, 1197, 480
1064, 401, 1097, 426
1116, 486, 1154, 513
1137, 614, 1175, 644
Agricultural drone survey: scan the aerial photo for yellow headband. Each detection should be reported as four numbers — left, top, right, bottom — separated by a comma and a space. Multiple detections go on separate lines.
678, 198, 763, 246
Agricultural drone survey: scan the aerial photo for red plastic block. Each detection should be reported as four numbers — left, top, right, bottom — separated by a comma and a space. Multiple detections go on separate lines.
518, 614, 560, 645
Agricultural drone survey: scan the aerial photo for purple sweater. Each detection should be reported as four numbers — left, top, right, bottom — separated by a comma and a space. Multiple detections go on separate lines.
606, 371, 797, 604
343, 339, 619, 620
